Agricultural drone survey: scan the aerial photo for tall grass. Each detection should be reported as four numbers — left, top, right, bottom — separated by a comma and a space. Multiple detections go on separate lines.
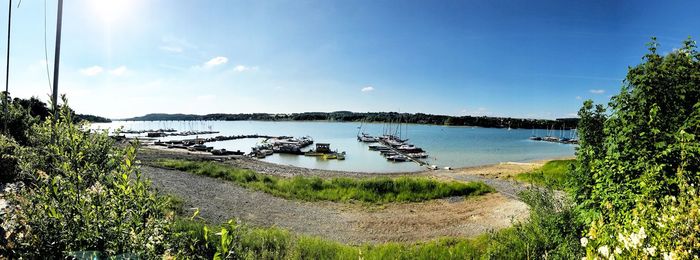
170, 189, 584, 260
170, 218, 489, 259
155, 159, 494, 204
514, 159, 576, 189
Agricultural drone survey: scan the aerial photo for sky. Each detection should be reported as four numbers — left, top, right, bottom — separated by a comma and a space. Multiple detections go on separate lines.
0, 0, 698, 119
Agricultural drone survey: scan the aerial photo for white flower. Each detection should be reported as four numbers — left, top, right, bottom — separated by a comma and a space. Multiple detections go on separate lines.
618, 233, 629, 248
614, 247, 622, 255
580, 237, 589, 247
663, 252, 675, 260
598, 245, 610, 257
88, 182, 105, 195
644, 247, 656, 256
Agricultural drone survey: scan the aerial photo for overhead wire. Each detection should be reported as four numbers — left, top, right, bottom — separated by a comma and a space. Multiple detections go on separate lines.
44, 0, 52, 91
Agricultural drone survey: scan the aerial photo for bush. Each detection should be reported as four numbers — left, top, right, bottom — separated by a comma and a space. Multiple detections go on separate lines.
0, 135, 20, 182
484, 188, 583, 259
575, 38, 700, 258
0, 93, 40, 146
1, 98, 171, 258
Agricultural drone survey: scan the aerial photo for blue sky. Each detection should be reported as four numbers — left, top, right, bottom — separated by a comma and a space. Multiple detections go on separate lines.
1, 0, 698, 119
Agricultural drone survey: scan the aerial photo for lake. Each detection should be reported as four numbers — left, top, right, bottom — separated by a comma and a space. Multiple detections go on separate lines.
92, 120, 576, 173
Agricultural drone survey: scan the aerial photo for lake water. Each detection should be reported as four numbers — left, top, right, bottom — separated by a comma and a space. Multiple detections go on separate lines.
92, 121, 576, 173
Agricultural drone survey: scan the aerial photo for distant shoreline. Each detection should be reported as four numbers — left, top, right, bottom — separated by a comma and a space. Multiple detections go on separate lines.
110, 111, 580, 130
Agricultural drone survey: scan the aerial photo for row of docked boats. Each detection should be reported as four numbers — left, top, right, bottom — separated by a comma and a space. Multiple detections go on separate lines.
146, 130, 220, 138
122, 128, 177, 134
529, 135, 579, 144
249, 136, 347, 159
153, 140, 245, 155
268, 136, 314, 155
529, 127, 579, 144
364, 134, 429, 163
357, 133, 379, 142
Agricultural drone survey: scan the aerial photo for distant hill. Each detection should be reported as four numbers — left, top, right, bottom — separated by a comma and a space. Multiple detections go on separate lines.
76, 114, 112, 123
122, 112, 579, 129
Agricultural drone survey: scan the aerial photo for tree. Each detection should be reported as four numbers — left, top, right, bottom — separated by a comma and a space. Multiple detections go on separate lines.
577, 38, 700, 258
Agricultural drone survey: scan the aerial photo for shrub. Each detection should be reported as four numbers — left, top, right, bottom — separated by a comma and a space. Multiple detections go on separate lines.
575, 38, 700, 258
484, 188, 583, 259
1, 98, 171, 258
0, 135, 20, 182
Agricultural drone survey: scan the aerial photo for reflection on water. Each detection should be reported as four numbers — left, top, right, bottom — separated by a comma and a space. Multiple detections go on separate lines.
92, 121, 576, 173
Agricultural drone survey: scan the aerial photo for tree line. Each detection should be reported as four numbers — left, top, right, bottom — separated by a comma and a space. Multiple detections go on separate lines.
125, 111, 579, 129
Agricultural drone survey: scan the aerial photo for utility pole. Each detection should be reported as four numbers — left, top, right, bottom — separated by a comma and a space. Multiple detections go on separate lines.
51, 0, 63, 122
3, 0, 12, 133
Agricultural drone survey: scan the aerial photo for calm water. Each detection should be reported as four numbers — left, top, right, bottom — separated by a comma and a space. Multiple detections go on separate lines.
92, 121, 576, 173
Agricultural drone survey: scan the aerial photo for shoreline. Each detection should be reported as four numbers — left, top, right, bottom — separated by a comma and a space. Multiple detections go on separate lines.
139, 144, 573, 178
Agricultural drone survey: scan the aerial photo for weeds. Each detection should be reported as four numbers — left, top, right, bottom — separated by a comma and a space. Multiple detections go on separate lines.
155, 159, 494, 204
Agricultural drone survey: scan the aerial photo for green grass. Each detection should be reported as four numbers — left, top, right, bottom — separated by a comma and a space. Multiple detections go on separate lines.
155, 159, 494, 204
514, 159, 576, 189
171, 218, 490, 259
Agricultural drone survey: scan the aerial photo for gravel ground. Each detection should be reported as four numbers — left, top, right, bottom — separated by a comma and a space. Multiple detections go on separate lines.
142, 166, 360, 243
142, 165, 528, 244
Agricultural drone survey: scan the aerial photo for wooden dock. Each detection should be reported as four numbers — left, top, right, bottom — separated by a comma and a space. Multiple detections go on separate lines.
379, 140, 429, 166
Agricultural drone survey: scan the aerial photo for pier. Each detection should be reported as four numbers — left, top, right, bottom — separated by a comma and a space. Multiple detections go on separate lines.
375, 138, 430, 166
154, 134, 285, 146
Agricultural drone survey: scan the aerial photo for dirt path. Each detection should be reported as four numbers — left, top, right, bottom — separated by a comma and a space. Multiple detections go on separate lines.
142, 166, 528, 244
432, 158, 576, 199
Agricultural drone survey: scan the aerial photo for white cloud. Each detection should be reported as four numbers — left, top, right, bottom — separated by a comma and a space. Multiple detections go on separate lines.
233, 65, 259, 72
576, 96, 582, 100
361, 86, 375, 92
203, 56, 228, 69
589, 89, 605, 94
109, 66, 128, 76
79, 66, 104, 76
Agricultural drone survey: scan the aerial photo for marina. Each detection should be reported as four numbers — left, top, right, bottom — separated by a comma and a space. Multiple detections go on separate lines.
92, 120, 576, 173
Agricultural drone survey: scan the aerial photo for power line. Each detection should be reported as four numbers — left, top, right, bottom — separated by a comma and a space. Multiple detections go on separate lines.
44, 0, 51, 90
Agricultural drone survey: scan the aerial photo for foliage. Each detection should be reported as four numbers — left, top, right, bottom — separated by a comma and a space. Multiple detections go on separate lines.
76, 113, 112, 123
1, 98, 172, 258
125, 111, 577, 129
169, 217, 486, 259
167, 188, 583, 259
155, 159, 494, 204
484, 188, 584, 259
0, 135, 21, 182
574, 38, 700, 258
515, 159, 576, 190
0, 93, 41, 146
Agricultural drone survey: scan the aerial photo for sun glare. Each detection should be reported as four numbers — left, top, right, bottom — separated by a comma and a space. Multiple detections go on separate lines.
88, 0, 138, 25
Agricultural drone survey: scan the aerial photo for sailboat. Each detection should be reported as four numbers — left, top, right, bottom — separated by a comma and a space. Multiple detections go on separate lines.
529, 127, 542, 140
356, 120, 379, 142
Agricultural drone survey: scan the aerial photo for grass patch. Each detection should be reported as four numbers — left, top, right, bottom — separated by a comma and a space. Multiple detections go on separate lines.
514, 159, 576, 189
170, 188, 584, 260
170, 218, 490, 259
155, 159, 494, 204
